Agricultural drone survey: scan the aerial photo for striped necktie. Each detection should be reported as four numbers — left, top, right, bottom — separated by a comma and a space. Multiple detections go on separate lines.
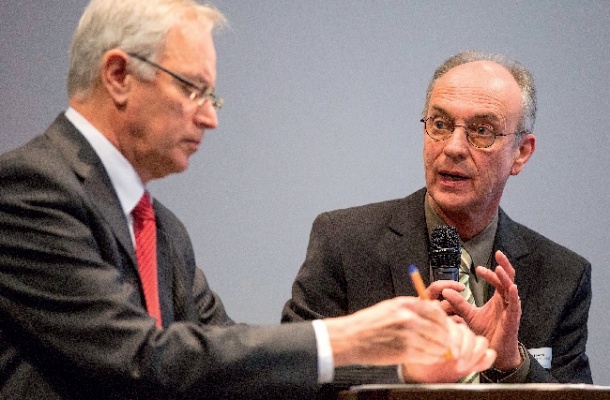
459, 246, 479, 383
132, 192, 162, 328
459, 247, 476, 306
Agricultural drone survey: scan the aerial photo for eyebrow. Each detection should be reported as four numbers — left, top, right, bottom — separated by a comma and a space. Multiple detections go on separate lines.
188, 74, 212, 89
429, 106, 501, 122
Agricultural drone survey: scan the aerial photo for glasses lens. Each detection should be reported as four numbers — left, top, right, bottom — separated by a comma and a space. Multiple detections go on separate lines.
425, 117, 452, 141
467, 123, 496, 148
212, 97, 223, 110
193, 87, 223, 109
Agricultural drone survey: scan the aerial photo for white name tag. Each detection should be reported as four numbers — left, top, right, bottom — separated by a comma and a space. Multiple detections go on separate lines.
528, 347, 552, 369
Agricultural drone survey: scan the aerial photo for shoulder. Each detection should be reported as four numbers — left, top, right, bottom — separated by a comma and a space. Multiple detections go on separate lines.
0, 134, 86, 208
310, 189, 426, 241
315, 198, 405, 240
507, 218, 588, 264
498, 211, 591, 281
319, 188, 425, 225
1, 114, 95, 186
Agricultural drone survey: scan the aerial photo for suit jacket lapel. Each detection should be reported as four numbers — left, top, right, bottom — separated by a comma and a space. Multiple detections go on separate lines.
375, 186, 534, 308
44, 114, 137, 269
377, 188, 430, 297
491, 209, 534, 307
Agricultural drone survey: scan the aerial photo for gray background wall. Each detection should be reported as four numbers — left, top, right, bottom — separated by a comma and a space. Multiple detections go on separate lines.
1, 0, 608, 384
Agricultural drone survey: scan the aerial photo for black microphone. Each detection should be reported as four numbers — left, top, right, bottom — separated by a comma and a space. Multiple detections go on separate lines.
429, 225, 461, 281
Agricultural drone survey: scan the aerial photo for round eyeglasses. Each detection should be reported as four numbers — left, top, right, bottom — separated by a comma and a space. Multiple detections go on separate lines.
421, 116, 523, 149
128, 53, 223, 110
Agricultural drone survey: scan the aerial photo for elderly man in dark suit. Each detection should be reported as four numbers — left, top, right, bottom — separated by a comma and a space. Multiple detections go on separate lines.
283, 51, 592, 387
0, 2, 497, 399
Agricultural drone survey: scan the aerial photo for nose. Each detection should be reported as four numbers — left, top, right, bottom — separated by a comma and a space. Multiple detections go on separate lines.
194, 101, 218, 130
442, 125, 470, 159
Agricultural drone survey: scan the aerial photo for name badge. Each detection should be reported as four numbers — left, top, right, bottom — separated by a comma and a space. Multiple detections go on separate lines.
528, 347, 552, 369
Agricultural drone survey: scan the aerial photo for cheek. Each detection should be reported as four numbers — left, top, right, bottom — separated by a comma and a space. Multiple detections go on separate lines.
423, 150, 432, 176
476, 155, 512, 192
423, 142, 438, 164
152, 105, 190, 136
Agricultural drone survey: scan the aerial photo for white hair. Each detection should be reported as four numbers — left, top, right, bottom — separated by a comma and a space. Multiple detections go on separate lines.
67, 0, 226, 100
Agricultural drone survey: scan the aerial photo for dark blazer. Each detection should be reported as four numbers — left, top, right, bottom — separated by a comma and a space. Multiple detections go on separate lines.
283, 188, 592, 386
0, 115, 319, 400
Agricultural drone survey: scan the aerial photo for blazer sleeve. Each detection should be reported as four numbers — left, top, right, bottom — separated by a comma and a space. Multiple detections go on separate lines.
283, 212, 349, 321
282, 212, 403, 392
525, 257, 592, 383
494, 217, 593, 384
0, 149, 319, 399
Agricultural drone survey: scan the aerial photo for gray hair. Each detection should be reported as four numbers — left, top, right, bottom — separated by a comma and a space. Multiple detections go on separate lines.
67, 0, 226, 100
422, 51, 537, 133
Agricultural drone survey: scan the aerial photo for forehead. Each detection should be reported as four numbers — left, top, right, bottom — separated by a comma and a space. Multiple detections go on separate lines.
429, 61, 522, 124
160, 22, 217, 82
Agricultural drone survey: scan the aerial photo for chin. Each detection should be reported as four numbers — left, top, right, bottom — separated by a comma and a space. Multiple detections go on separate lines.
151, 161, 190, 180
430, 190, 471, 212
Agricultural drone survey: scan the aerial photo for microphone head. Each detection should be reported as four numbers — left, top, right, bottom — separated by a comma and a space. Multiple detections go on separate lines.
429, 225, 461, 281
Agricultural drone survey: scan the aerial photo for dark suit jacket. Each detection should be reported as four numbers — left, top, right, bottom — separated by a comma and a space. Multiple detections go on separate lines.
0, 115, 319, 400
282, 188, 592, 387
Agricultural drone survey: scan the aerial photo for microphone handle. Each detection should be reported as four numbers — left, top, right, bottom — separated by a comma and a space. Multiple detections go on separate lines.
432, 266, 459, 281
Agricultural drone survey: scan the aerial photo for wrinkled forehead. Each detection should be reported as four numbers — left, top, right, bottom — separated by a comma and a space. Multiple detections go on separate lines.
430, 61, 522, 124
157, 22, 217, 82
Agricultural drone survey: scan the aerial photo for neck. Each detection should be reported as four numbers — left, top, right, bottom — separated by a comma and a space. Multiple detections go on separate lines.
426, 193, 498, 241
69, 95, 151, 184
70, 92, 120, 146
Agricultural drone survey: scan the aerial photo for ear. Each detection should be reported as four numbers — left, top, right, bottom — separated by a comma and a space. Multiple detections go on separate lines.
510, 133, 536, 176
100, 50, 133, 106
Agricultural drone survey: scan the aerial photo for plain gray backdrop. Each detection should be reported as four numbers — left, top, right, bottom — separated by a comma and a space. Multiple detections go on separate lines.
1, 0, 608, 384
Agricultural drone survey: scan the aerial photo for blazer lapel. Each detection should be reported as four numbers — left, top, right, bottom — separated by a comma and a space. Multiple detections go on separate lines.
45, 115, 137, 268
489, 208, 534, 307
377, 188, 431, 297
153, 202, 198, 323
374, 187, 534, 309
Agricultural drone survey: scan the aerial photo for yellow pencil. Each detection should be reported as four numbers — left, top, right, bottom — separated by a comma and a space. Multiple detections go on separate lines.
408, 264, 429, 300
408, 264, 453, 360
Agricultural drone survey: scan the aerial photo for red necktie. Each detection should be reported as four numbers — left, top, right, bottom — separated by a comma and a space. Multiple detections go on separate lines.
132, 192, 162, 328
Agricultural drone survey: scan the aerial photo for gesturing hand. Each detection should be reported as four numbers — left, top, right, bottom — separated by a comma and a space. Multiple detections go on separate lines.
441, 250, 523, 371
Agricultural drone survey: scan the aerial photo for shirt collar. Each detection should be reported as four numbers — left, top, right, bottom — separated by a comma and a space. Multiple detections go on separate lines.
64, 107, 146, 216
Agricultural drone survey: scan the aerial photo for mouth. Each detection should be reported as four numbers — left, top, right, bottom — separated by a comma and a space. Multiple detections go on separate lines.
183, 138, 201, 152
185, 134, 202, 145
439, 171, 469, 181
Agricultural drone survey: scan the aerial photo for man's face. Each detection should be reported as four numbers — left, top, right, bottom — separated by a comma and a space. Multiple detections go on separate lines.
423, 61, 533, 223
124, 23, 219, 182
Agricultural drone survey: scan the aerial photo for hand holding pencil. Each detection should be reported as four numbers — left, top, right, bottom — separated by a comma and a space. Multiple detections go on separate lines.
408, 264, 453, 360
399, 264, 497, 383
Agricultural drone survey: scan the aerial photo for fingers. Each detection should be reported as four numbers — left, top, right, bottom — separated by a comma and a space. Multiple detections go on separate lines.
447, 320, 470, 360
449, 314, 466, 324
495, 250, 516, 280
426, 280, 465, 300
476, 250, 515, 289
327, 296, 456, 367
503, 284, 522, 329
473, 349, 498, 372
476, 263, 520, 309
440, 288, 475, 320
449, 321, 496, 373
402, 319, 497, 383
440, 299, 457, 316
395, 298, 455, 356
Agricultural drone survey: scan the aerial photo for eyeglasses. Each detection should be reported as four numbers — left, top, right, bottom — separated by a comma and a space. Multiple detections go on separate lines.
128, 53, 223, 110
421, 116, 523, 149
